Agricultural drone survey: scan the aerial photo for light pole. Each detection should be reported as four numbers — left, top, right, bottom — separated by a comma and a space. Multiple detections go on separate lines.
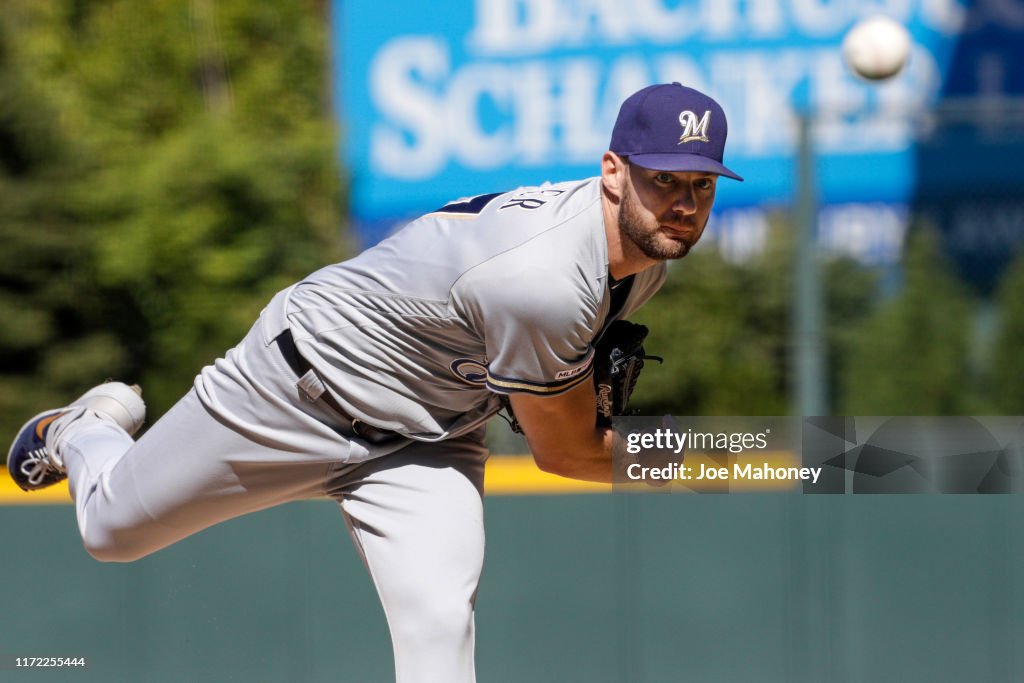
793, 112, 827, 418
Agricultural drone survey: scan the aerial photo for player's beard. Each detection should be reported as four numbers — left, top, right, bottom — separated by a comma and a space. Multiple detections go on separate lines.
617, 185, 705, 261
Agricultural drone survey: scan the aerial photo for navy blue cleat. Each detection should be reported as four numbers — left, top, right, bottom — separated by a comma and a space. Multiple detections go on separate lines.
6, 383, 146, 492
7, 409, 71, 491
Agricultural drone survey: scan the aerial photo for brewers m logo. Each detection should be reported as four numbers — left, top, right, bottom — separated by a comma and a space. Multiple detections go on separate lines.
678, 110, 711, 144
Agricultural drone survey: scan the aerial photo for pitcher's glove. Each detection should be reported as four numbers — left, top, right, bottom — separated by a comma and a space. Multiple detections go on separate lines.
499, 319, 661, 434
592, 319, 662, 427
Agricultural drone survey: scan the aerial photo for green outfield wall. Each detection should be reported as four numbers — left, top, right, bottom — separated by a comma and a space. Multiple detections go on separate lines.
1, 495, 1022, 682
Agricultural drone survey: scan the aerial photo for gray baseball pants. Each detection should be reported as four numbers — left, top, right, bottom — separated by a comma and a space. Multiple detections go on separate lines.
54, 308, 488, 683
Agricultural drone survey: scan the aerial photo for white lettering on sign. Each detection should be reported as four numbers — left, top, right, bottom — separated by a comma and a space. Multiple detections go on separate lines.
464, 0, 978, 58
367, 39, 943, 179
920, 0, 967, 33
789, 0, 849, 37
370, 37, 448, 179
705, 0, 787, 39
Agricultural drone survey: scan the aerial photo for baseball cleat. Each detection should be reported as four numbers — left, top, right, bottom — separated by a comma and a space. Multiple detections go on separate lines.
6, 382, 145, 492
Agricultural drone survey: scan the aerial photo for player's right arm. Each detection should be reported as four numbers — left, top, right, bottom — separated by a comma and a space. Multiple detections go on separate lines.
508, 382, 620, 483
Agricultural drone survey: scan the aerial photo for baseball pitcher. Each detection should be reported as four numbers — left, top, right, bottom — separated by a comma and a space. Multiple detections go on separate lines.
7, 83, 741, 683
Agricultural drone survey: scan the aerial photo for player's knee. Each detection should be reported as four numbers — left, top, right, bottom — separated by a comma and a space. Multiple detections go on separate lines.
81, 528, 154, 563
82, 539, 145, 563
393, 596, 474, 646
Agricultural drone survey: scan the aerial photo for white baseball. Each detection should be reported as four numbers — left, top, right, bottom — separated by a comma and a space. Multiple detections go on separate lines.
842, 15, 912, 81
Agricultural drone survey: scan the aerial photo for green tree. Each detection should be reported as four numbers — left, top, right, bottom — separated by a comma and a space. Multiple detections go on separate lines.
0, 0, 344, 449
821, 254, 879, 413
0, 14, 128, 441
990, 253, 1024, 413
630, 244, 788, 415
630, 221, 876, 416
840, 228, 975, 415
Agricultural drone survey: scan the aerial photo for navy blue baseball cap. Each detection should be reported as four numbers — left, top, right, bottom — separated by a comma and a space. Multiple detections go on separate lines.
610, 83, 743, 181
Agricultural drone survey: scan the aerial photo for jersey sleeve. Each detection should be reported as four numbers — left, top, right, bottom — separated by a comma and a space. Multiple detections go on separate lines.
457, 263, 600, 396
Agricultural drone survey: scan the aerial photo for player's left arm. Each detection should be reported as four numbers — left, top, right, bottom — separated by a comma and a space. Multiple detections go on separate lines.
508, 381, 620, 483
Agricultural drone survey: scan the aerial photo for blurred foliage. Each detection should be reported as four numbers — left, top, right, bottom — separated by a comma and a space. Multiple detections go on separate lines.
631, 219, 1022, 418
630, 220, 877, 416
839, 229, 976, 415
991, 253, 1024, 413
630, 226, 791, 415
0, 0, 345, 446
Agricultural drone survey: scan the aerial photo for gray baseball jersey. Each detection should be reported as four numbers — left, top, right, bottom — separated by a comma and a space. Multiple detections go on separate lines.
277, 176, 667, 447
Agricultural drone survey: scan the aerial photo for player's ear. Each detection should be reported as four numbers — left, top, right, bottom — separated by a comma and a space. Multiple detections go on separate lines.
600, 151, 627, 201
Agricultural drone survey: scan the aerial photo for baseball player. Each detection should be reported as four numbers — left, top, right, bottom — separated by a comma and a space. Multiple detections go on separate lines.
7, 83, 741, 682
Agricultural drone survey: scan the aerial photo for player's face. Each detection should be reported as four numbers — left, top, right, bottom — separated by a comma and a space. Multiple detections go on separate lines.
618, 163, 717, 261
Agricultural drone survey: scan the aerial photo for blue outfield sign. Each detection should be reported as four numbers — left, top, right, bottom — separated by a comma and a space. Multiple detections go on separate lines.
335, 0, 1024, 264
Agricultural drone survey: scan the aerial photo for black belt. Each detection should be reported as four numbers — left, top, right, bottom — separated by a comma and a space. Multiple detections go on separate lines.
275, 329, 400, 445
